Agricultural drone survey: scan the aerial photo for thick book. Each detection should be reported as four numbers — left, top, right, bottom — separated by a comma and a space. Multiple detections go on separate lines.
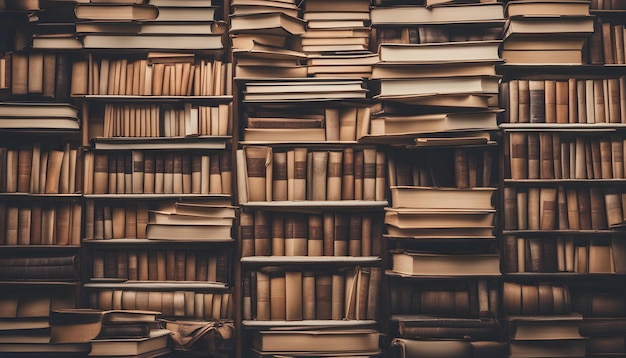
385, 208, 495, 229
391, 250, 501, 276
252, 329, 381, 352
82, 34, 223, 50
505, 0, 591, 17
145, 223, 232, 241
371, 2, 504, 25
379, 41, 502, 63
377, 110, 499, 135
508, 314, 583, 340
230, 12, 306, 36
88, 329, 170, 356
74, 4, 159, 21
390, 186, 496, 210
378, 76, 500, 97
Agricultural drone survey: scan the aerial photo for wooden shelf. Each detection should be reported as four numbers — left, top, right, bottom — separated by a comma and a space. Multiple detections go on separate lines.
75, 95, 233, 103
83, 280, 229, 290
84, 193, 231, 200
240, 256, 381, 266
504, 179, 626, 185
499, 123, 626, 132
0, 193, 82, 200
384, 234, 496, 241
91, 136, 231, 150
82, 238, 234, 245
242, 319, 377, 328
502, 230, 626, 236
385, 270, 501, 279
497, 63, 626, 78
241, 200, 388, 212
503, 272, 626, 280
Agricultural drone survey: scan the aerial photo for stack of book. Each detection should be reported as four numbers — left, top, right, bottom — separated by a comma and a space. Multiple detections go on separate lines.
145, 197, 235, 241
49, 308, 170, 358
580, 317, 626, 357
386, 186, 496, 239
32, 1, 224, 51
501, 0, 594, 64
507, 315, 586, 358
251, 328, 382, 357
303, 0, 377, 78
230, 0, 307, 78
0, 288, 85, 355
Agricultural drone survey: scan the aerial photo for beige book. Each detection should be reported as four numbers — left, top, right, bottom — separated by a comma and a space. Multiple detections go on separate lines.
256, 271, 270, 320
285, 271, 303, 321
311, 151, 328, 201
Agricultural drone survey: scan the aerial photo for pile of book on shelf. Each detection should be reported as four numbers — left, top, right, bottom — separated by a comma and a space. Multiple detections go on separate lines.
250, 328, 382, 358
0, 102, 79, 129
50, 308, 171, 358
230, 0, 307, 78
241, 77, 369, 102
503, 282, 586, 358
587, 1, 626, 65
145, 197, 236, 241
31, 0, 224, 51
0, 288, 82, 354
303, 0, 376, 78
501, 0, 594, 64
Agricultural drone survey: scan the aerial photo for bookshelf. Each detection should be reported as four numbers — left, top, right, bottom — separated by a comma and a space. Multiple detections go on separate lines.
499, 2, 626, 357
0, 12, 85, 355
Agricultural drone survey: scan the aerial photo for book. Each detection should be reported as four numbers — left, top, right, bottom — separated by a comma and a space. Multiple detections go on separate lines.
376, 110, 499, 135
378, 41, 502, 63
390, 186, 496, 210
505, 0, 591, 17
391, 250, 501, 276
145, 223, 232, 241
230, 12, 306, 36
74, 4, 159, 21
385, 208, 495, 229
88, 329, 170, 356
252, 329, 381, 352
378, 76, 500, 97
81, 34, 223, 50
508, 314, 584, 340
371, 2, 504, 25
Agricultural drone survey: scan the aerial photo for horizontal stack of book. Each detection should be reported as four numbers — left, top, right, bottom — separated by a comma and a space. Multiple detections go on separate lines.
241, 78, 369, 102
303, 0, 375, 78
501, 0, 594, 64
49, 309, 169, 358
0, 287, 81, 355
33, 1, 224, 51
242, 105, 370, 143
230, 0, 307, 78
0, 102, 79, 130
507, 315, 586, 358
145, 197, 235, 241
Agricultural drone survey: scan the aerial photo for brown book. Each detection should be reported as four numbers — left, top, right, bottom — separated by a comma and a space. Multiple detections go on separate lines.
271, 216, 285, 256
363, 149, 376, 201
272, 152, 287, 201
568, 78, 578, 124
348, 214, 362, 257
315, 273, 332, 320
540, 133, 554, 179
504, 187, 518, 230
527, 187, 541, 230
555, 80, 569, 124
254, 211, 271, 256
326, 151, 342, 201
509, 133, 528, 179
269, 271, 286, 320
600, 138, 613, 179
45, 150, 64, 194
42, 53, 56, 98
333, 213, 348, 256
527, 133, 540, 179
354, 150, 364, 200
544, 80, 557, 123
529, 80, 545, 123
240, 212, 254, 257
293, 148, 307, 200
285, 215, 307, 256
256, 271, 270, 320
339, 107, 357, 141
209, 153, 222, 194
508, 80, 519, 123
454, 149, 469, 189
594, 79, 606, 123
311, 151, 328, 201
518, 79, 530, 123
323, 213, 334, 256
324, 108, 340, 141
285, 271, 303, 321
245, 146, 272, 202
578, 189, 592, 230
302, 271, 316, 320
11, 53, 28, 95
341, 148, 354, 200
590, 187, 608, 230
17, 148, 32, 193
375, 151, 386, 201
308, 214, 323, 255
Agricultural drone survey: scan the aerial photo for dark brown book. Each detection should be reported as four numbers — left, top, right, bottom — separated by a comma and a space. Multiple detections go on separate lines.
509, 133, 528, 179
348, 214, 362, 257
55, 54, 71, 100
315, 273, 332, 320
354, 150, 364, 200
518, 79, 530, 123
323, 213, 334, 256
529, 80, 545, 123
245, 146, 272, 202
17, 148, 32, 193
308, 214, 323, 256
454, 149, 469, 189
272, 152, 287, 201
240, 212, 255, 257
363, 149, 376, 201
556, 80, 569, 124
285, 215, 307, 256
333, 213, 348, 256
539, 133, 554, 179
254, 211, 271, 256
271, 216, 285, 256
578, 189, 592, 230
527, 133, 540, 179
590, 187, 608, 230
11, 53, 27, 95
341, 148, 354, 200
302, 271, 316, 320
504, 235, 519, 273
326, 151, 342, 201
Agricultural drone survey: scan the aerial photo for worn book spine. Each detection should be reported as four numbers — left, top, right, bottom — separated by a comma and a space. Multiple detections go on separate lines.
363, 149, 376, 201
254, 211, 271, 256
326, 151, 342, 201
333, 213, 348, 256
269, 271, 286, 320
256, 271, 270, 320
556, 80, 569, 124
271, 216, 285, 256
302, 271, 316, 320
285, 215, 307, 256
285, 271, 303, 321
312, 151, 328, 201
316, 273, 332, 320
529, 80, 546, 123
518, 79, 530, 123
308, 214, 323, 256
245, 146, 271, 202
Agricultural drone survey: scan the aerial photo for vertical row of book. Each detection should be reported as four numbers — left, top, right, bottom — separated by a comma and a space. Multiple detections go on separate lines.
0, 1, 84, 355
231, 0, 388, 356
500, 1, 626, 358
365, 0, 506, 357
